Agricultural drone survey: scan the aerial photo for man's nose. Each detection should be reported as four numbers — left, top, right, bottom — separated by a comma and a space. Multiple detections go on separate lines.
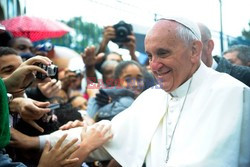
150, 57, 163, 72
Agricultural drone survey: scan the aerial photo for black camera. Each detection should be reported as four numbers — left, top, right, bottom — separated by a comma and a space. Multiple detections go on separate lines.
111, 21, 133, 43
35, 63, 58, 80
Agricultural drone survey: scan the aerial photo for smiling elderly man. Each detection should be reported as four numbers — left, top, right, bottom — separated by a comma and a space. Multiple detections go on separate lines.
13, 17, 250, 167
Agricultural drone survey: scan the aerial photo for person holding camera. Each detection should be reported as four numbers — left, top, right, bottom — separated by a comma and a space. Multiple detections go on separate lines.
8, 36, 62, 102
0, 47, 60, 132
97, 22, 138, 62
0, 51, 80, 166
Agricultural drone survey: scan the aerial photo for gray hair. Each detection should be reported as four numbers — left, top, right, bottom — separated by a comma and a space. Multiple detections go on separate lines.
223, 44, 250, 66
175, 24, 199, 46
158, 17, 201, 46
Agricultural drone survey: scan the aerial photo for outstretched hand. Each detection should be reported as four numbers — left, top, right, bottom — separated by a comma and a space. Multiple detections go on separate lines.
80, 120, 113, 152
38, 134, 80, 167
9, 97, 51, 132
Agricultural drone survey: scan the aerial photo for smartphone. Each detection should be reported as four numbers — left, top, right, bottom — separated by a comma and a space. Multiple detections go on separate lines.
48, 103, 60, 110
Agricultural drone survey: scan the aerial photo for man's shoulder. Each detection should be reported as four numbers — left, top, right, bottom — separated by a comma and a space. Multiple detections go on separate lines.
209, 70, 249, 91
213, 56, 250, 87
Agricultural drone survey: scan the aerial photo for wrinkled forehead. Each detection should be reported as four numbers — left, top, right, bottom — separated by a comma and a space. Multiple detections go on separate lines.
145, 20, 179, 45
146, 20, 177, 38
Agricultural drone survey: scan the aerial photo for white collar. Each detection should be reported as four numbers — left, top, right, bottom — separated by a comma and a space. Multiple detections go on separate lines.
170, 77, 192, 98
169, 62, 208, 98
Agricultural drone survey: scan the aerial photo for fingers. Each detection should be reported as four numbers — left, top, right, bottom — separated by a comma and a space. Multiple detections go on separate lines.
60, 158, 79, 166
60, 138, 79, 160
24, 55, 52, 66
33, 100, 50, 108
103, 26, 116, 39
54, 134, 68, 149
94, 121, 113, 139
72, 120, 84, 128
95, 53, 105, 64
42, 141, 51, 153
25, 101, 50, 119
59, 120, 84, 130
26, 120, 44, 133
23, 64, 48, 76
38, 79, 61, 98
59, 121, 73, 130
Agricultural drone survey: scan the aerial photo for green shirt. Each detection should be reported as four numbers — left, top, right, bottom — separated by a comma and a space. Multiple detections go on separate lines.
0, 78, 10, 149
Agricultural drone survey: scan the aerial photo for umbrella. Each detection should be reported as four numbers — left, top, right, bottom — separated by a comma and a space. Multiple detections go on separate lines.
0, 15, 73, 42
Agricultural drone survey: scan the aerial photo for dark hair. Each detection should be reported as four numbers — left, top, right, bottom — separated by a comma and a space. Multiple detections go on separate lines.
54, 103, 83, 127
0, 46, 18, 57
114, 60, 143, 80
223, 44, 250, 66
0, 31, 14, 47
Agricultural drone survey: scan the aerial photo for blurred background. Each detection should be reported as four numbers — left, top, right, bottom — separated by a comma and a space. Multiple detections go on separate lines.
0, 0, 250, 56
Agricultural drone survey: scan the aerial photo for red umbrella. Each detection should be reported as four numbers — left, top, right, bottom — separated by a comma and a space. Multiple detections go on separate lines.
0, 15, 73, 42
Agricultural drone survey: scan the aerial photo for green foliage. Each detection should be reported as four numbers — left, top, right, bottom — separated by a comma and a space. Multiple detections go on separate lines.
242, 21, 250, 40
51, 16, 103, 53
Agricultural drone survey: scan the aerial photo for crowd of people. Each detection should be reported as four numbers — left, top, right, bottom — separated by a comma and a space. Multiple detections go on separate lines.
0, 15, 250, 167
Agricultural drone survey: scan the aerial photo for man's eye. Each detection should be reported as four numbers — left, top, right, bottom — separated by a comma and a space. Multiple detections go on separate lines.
147, 54, 152, 61
157, 49, 170, 58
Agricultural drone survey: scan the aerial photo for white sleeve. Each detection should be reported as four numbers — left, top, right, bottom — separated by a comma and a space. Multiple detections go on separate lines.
39, 122, 112, 161
48, 127, 82, 147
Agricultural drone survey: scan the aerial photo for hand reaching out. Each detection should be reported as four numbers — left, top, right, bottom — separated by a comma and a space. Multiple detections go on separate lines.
80, 120, 113, 152
9, 97, 50, 132
81, 46, 96, 67
38, 134, 80, 167
59, 120, 85, 130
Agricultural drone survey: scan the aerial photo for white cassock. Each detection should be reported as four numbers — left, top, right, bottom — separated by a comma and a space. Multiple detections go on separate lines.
45, 62, 250, 167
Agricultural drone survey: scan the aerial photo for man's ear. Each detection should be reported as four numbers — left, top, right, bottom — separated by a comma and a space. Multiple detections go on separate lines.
207, 39, 214, 55
191, 40, 202, 63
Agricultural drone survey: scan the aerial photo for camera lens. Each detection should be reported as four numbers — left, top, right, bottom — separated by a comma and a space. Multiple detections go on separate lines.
47, 64, 58, 76
116, 27, 128, 38
111, 21, 132, 43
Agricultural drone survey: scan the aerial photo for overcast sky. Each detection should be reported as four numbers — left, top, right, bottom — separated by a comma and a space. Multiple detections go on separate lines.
26, 0, 250, 37
26, 0, 249, 55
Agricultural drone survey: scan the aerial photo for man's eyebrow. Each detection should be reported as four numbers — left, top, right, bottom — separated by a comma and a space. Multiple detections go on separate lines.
156, 48, 171, 53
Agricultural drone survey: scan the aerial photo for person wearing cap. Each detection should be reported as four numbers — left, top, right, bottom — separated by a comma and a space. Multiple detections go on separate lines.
10, 17, 250, 167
